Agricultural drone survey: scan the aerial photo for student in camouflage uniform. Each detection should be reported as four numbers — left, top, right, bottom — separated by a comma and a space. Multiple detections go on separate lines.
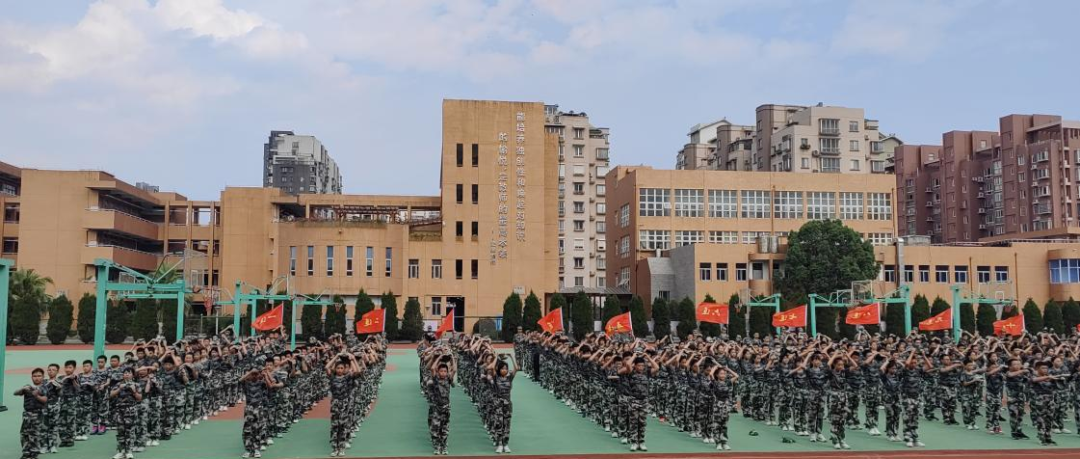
936, 354, 962, 425
618, 351, 658, 452
881, 358, 903, 442
240, 357, 272, 459
76, 360, 96, 441
900, 350, 931, 448
862, 351, 885, 435
959, 360, 984, 430
57, 360, 80, 448
422, 345, 456, 456
15, 368, 47, 459
91, 355, 112, 435
42, 363, 62, 453
709, 364, 738, 450
1049, 356, 1070, 434
158, 354, 188, 440
984, 353, 1006, 434
326, 352, 361, 457
1031, 361, 1062, 446
109, 367, 143, 459
1005, 358, 1031, 440
826, 351, 856, 450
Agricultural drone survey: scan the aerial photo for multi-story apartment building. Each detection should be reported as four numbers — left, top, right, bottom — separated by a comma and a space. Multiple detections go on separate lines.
263, 130, 343, 195
1, 100, 561, 333
677, 103, 901, 174
895, 114, 1080, 242
544, 106, 610, 290
606, 165, 1080, 310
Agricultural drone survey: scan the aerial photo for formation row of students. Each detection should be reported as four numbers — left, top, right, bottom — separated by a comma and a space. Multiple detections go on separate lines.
323, 334, 387, 457
516, 328, 1080, 451
14, 327, 388, 459
454, 335, 520, 454
418, 334, 457, 456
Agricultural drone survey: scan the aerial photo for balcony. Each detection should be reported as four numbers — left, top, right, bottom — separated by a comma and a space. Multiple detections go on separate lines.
819, 127, 840, 136
84, 208, 161, 240
82, 244, 159, 271
819, 147, 841, 156
865, 119, 879, 130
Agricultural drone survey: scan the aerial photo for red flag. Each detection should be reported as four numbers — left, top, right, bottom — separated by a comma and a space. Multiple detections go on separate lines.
773, 305, 807, 328
696, 302, 729, 324
355, 308, 386, 335
605, 311, 632, 335
435, 309, 455, 339
538, 308, 564, 333
994, 314, 1025, 336
919, 308, 952, 331
253, 303, 284, 331
845, 303, 880, 326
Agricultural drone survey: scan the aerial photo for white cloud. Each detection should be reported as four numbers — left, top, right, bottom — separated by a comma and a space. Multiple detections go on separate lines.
155, 0, 263, 41
830, 0, 971, 60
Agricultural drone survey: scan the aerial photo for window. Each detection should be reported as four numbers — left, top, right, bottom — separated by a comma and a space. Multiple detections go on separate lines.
385, 247, 393, 277
819, 137, 840, 154
850, 159, 860, 171
849, 140, 860, 152
619, 204, 630, 227
573, 127, 584, 139
471, 221, 479, 240
774, 191, 803, 219
596, 148, 609, 160
820, 118, 839, 135
455, 144, 463, 167
821, 156, 840, 172
709, 231, 738, 243
346, 246, 354, 276
639, 188, 670, 217
432, 259, 442, 279
977, 266, 990, 283
573, 182, 584, 195
657, 290, 670, 300
289, 246, 297, 276
596, 202, 606, 214
573, 201, 585, 213
995, 266, 1009, 282
919, 265, 930, 283
596, 276, 606, 288
674, 230, 703, 247
574, 276, 584, 287
573, 145, 584, 157
471, 184, 479, 204
708, 190, 737, 218
742, 231, 768, 244
806, 192, 836, 220
883, 265, 895, 282
1050, 259, 1080, 284
573, 238, 585, 251
455, 221, 463, 239
455, 184, 463, 204
471, 259, 478, 279
455, 259, 463, 279
639, 230, 670, 251
716, 263, 728, 281
597, 255, 606, 270
849, 121, 859, 132
432, 297, 443, 316
871, 161, 885, 173
326, 246, 334, 276
596, 184, 606, 196
866, 232, 892, 245
408, 259, 420, 279
674, 189, 704, 217
618, 236, 630, 258
573, 257, 585, 269
867, 193, 892, 220
618, 267, 630, 287
596, 221, 606, 234
840, 192, 863, 220
736, 263, 747, 281
954, 265, 968, 283
699, 263, 712, 281
366, 247, 374, 276
740, 190, 771, 218
307, 246, 315, 276
596, 165, 608, 177
751, 262, 767, 280
573, 164, 585, 176
472, 143, 479, 167
573, 220, 585, 232
935, 265, 949, 283
801, 157, 810, 169
904, 265, 914, 283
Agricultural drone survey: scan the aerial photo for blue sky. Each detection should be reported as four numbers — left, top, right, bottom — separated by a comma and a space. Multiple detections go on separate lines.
1, 0, 1077, 200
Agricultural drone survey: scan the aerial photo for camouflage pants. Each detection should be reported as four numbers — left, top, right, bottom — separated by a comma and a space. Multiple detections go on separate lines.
428, 404, 450, 451
115, 405, 137, 454
884, 394, 901, 438
960, 388, 981, 427
59, 398, 78, 444
793, 389, 808, 433
242, 404, 264, 454
863, 384, 882, 429
710, 401, 731, 444
1007, 395, 1025, 435
985, 391, 1003, 430
1052, 391, 1068, 430
77, 392, 94, 436
846, 390, 861, 427
903, 397, 921, 442
330, 398, 350, 450
93, 390, 109, 427
939, 385, 958, 424
21, 411, 41, 458
628, 398, 647, 445
491, 398, 512, 447
807, 390, 825, 436
183, 387, 195, 425
828, 391, 848, 444
163, 391, 184, 436
146, 396, 161, 441
777, 387, 793, 428
43, 403, 59, 449
1034, 393, 1054, 444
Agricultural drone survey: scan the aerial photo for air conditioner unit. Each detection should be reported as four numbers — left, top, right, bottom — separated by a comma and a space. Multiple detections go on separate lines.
811, 150, 820, 157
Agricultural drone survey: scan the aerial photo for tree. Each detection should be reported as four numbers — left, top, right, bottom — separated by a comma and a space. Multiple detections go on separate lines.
775, 220, 879, 302
814, 307, 839, 339
549, 293, 568, 332
960, 302, 976, 335
675, 297, 697, 340
1000, 303, 1019, 319
381, 292, 400, 340
9, 269, 53, 312
500, 293, 523, 343
1022, 298, 1043, 334
45, 295, 74, 345
130, 299, 160, 342
601, 295, 623, 325
749, 307, 774, 338
698, 294, 721, 337
977, 304, 998, 337
628, 295, 648, 338
77, 293, 96, 344
105, 301, 130, 344
1043, 299, 1064, 335
570, 291, 592, 341
11, 296, 45, 344
885, 303, 906, 337
838, 307, 857, 340
1063, 298, 1080, 335
911, 295, 931, 333
522, 291, 542, 333
400, 298, 424, 342
728, 294, 746, 339
931, 297, 951, 337
651, 298, 671, 340
324, 295, 346, 336
300, 297, 324, 341
355, 289, 375, 325
160, 300, 181, 344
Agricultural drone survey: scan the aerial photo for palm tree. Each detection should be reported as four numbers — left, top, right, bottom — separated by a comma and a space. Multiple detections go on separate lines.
9, 269, 53, 312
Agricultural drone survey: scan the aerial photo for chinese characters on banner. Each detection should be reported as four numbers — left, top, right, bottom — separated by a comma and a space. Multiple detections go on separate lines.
492, 110, 527, 264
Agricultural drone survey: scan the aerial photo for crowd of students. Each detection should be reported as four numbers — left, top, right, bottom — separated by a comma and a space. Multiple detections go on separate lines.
14, 328, 386, 459
516, 328, 1080, 451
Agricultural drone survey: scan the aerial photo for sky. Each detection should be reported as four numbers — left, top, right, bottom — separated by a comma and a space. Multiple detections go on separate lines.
1, 0, 1078, 200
